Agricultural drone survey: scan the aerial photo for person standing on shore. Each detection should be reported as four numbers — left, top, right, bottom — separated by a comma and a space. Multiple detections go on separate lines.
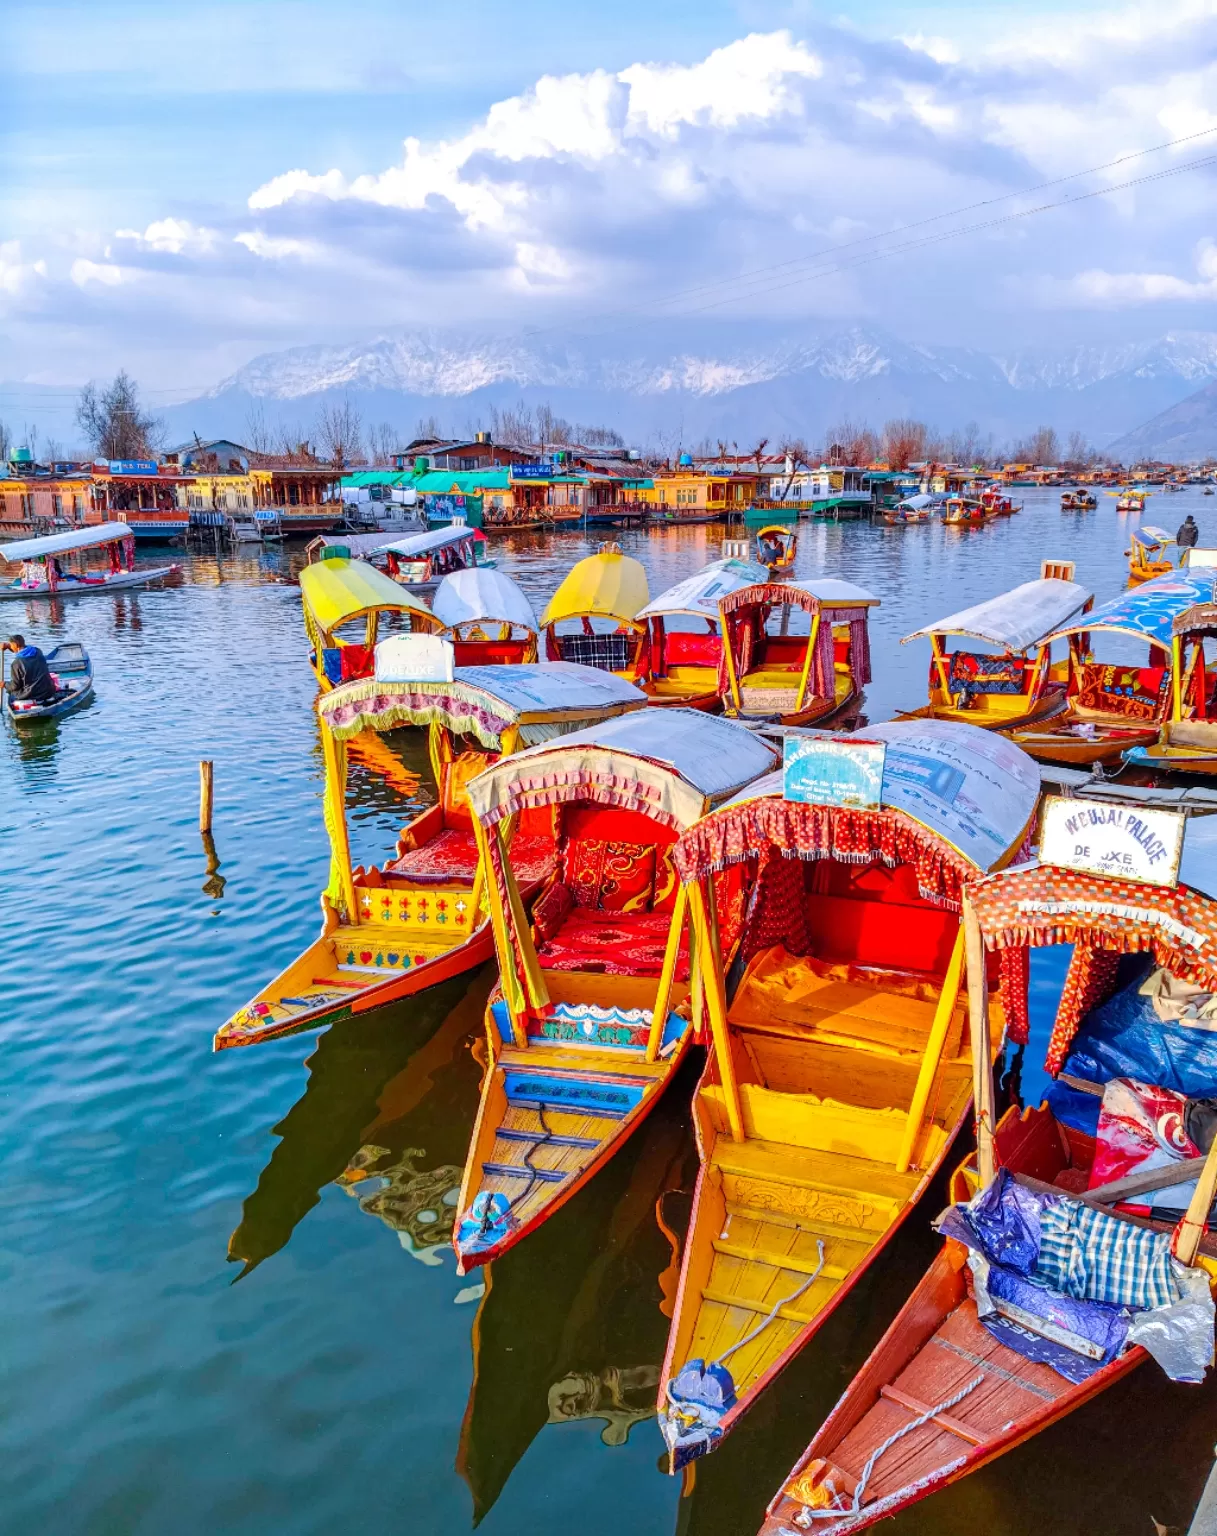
1179, 514, 1200, 548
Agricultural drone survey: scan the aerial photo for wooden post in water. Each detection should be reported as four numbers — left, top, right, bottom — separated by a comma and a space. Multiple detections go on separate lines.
199, 760, 214, 833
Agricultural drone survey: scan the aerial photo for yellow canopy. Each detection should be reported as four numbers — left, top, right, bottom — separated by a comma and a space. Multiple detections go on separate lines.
540, 549, 650, 628
299, 557, 437, 636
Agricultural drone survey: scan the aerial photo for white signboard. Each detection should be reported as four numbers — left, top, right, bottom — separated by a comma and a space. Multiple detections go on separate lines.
374, 633, 455, 683
1040, 795, 1185, 888
783, 737, 886, 809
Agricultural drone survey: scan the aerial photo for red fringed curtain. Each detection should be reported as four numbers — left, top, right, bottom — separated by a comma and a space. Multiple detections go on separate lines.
1045, 943, 1122, 1075
999, 945, 1030, 1045
740, 852, 812, 966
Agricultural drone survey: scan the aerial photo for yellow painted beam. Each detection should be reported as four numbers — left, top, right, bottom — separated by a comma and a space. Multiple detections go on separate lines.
894, 927, 965, 1173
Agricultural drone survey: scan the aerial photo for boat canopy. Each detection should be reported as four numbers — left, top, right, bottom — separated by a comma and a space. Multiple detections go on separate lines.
896, 493, 945, 510
431, 567, 538, 633
299, 557, 436, 634
0, 521, 134, 562
308, 531, 415, 561
719, 578, 880, 616
635, 558, 768, 621
1047, 569, 1217, 646
376, 526, 479, 558
1132, 525, 1175, 547
1174, 602, 1217, 638
675, 719, 1040, 892
969, 814, 1217, 1070
318, 661, 646, 748
901, 577, 1093, 652
466, 707, 780, 832
540, 548, 650, 628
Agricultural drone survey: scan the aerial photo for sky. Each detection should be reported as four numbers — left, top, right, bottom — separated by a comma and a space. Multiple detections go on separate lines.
3, 0, 1217, 403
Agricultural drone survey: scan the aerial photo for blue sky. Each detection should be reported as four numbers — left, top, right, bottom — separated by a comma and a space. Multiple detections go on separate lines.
4, 0, 1216, 393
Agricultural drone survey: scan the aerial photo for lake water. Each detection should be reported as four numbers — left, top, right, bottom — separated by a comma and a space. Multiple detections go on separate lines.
5, 489, 1217, 1536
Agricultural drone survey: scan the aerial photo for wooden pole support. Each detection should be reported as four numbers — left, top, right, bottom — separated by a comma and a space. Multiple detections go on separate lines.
199, 760, 214, 833
963, 894, 996, 1189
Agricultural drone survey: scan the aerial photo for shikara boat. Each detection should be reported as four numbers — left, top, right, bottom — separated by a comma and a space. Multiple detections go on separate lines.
0, 521, 178, 599
431, 566, 539, 666
1112, 488, 1151, 513
755, 526, 797, 573
380, 525, 495, 597
1006, 568, 1217, 766
451, 708, 779, 1271
299, 554, 440, 690
3, 642, 94, 723
897, 572, 1092, 731
1061, 490, 1097, 510
877, 494, 937, 526
539, 543, 650, 678
1126, 601, 1217, 774
718, 578, 880, 726
656, 720, 1042, 1472
1127, 525, 1182, 585
763, 815, 1217, 1534
634, 557, 767, 709
942, 496, 988, 526
214, 651, 646, 1050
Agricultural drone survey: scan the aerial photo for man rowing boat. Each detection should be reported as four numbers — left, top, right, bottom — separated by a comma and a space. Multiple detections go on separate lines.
3, 635, 57, 704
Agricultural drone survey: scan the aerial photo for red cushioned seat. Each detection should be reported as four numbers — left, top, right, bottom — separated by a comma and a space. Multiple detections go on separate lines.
536, 908, 688, 978
389, 830, 554, 886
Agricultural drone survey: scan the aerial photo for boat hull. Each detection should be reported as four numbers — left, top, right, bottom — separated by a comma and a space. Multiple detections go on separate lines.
0, 566, 178, 600
4, 677, 94, 722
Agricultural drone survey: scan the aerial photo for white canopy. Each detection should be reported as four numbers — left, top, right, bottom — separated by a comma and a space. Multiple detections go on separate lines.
636, 558, 769, 621
1133, 526, 1175, 546
467, 707, 780, 829
0, 521, 134, 562
902, 577, 1093, 651
431, 567, 538, 632
376, 526, 478, 558
786, 577, 880, 607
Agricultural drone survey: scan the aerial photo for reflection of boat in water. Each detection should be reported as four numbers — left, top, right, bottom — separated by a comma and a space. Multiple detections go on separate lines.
456, 1051, 699, 1524
227, 970, 486, 1276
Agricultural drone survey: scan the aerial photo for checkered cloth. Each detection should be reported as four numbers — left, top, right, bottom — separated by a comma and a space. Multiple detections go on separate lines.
1035, 1198, 1177, 1310
555, 632, 635, 672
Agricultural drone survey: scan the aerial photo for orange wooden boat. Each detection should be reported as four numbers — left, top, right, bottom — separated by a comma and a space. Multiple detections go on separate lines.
717, 579, 880, 727
451, 709, 779, 1272
214, 653, 646, 1049
1005, 569, 1217, 766
762, 820, 1217, 1534
655, 721, 1042, 1472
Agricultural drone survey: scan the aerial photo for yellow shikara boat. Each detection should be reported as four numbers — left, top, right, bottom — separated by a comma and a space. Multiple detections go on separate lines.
897, 571, 1092, 731
300, 555, 440, 691
451, 709, 780, 1272
755, 525, 797, 573
634, 557, 767, 709
214, 649, 646, 1050
718, 578, 880, 726
539, 543, 650, 678
655, 720, 1041, 1471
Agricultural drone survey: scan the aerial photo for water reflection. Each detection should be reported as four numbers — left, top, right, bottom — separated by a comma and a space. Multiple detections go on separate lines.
228, 970, 486, 1277
458, 1051, 700, 1525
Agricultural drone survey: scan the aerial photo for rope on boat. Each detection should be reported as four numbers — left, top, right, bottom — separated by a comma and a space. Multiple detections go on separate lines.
473, 1102, 555, 1241
792, 1371, 985, 1524
716, 1240, 826, 1366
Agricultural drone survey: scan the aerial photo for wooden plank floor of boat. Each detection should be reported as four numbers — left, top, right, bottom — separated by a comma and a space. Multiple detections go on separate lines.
768, 1298, 1070, 1528
472, 1045, 669, 1232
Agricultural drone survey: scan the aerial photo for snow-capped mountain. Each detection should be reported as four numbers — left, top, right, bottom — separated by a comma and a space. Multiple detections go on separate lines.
158, 324, 1217, 451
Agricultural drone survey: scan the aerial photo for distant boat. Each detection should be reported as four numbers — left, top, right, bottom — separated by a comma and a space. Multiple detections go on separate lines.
0, 522, 178, 599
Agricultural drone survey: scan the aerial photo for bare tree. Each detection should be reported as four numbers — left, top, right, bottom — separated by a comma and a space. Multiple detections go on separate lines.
823, 419, 877, 466
1062, 429, 1094, 469
367, 421, 399, 465
1010, 424, 1060, 466
415, 414, 442, 441
750, 437, 770, 475
43, 437, 63, 462
243, 402, 275, 454
490, 400, 536, 447
578, 422, 624, 447
76, 371, 162, 459
315, 398, 364, 466
0, 420, 12, 462
879, 419, 928, 470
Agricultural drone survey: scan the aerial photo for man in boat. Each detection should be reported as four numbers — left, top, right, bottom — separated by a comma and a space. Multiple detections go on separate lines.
3, 635, 57, 704
1179, 514, 1200, 548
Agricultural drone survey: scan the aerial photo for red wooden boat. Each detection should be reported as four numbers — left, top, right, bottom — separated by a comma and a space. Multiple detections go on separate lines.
761, 824, 1217, 1534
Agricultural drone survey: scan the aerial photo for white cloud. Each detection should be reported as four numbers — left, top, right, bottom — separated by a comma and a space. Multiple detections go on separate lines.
70, 258, 126, 287
620, 32, 821, 136
1041, 239, 1217, 305
0, 241, 47, 296
114, 218, 218, 254
234, 231, 317, 260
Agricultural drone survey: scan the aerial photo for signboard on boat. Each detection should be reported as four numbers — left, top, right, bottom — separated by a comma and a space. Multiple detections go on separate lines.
1040, 794, 1185, 887
783, 736, 885, 809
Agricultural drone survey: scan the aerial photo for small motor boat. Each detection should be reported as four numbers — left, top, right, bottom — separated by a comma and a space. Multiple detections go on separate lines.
4, 642, 94, 723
